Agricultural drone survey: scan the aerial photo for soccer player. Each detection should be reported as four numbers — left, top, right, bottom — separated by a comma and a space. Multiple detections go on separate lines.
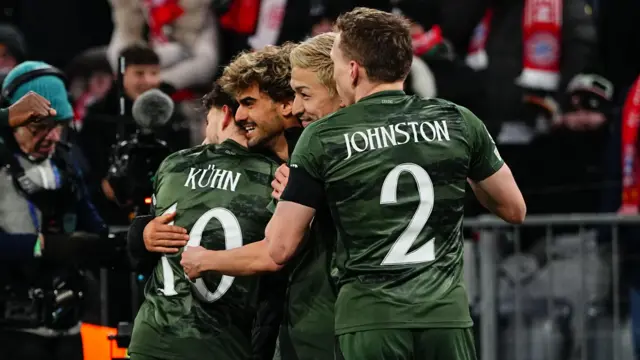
127, 83, 280, 360
264, 7, 526, 360
181, 33, 342, 360
129, 45, 301, 360
219, 43, 302, 161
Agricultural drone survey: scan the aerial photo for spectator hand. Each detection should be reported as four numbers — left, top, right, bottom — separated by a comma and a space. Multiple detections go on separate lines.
522, 92, 561, 128
271, 164, 290, 201
7, 91, 57, 127
143, 212, 189, 253
101, 179, 117, 202
561, 111, 606, 131
180, 246, 207, 280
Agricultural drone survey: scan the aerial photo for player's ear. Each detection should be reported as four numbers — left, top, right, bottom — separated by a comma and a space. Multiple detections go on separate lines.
278, 100, 293, 118
221, 105, 234, 130
349, 61, 359, 87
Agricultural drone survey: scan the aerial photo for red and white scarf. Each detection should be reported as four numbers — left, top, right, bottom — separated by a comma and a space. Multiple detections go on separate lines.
621, 76, 640, 208
412, 25, 444, 57
220, 0, 261, 35
142, 0, 185, 44
465, 0, 562, 91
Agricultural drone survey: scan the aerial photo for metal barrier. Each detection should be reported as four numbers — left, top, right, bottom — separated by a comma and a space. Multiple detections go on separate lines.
464, 214, 640, 360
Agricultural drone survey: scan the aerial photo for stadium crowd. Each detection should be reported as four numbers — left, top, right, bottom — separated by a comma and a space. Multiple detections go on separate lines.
1, 0, 640, 359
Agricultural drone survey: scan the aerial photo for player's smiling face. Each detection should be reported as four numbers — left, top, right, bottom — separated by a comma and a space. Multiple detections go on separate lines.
290, 67, 342, 126
330, 33, 357, 106
234, 84, 286, 149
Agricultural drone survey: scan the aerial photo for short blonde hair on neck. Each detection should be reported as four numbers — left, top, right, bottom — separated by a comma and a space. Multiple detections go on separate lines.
289, 32, 337, 96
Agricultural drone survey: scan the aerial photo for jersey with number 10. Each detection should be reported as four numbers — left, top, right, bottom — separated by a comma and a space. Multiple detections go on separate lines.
289, 91, 504, 335
129, 140, 277, 360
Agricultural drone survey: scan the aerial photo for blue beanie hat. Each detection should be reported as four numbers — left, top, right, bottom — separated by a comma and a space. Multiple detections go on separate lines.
2, 61, 73, 122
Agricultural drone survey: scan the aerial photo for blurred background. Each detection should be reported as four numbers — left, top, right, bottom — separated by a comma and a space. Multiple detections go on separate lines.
1, 0, 639, 359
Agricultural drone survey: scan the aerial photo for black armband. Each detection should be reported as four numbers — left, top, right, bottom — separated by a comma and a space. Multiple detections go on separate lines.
280, 166, 323, 209
127, 215, 154, 259
127, 215, 160, 273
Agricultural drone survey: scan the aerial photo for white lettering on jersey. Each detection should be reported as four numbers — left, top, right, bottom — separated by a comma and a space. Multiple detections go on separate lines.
344, 120, 450, 160
183, 164, 242, 191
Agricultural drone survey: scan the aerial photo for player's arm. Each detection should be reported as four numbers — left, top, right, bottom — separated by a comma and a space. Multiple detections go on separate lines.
266, 127, 324, 265
183, 240, 282, 277
181, 164, 303, 277
266, 198, 317, 265
467, 168, 525, 224
463, 106, 526, 224
128, 163, 188, 272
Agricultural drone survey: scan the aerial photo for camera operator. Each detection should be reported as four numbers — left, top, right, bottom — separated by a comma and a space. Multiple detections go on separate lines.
78, 44, 188, 226
0, 61, 108, 360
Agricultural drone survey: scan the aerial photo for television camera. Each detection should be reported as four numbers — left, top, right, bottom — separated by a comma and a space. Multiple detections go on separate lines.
105, 88, 174, 218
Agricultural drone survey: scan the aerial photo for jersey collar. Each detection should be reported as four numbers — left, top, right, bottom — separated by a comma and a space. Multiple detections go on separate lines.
219, 139, 249, 153
357, 90, 406, 103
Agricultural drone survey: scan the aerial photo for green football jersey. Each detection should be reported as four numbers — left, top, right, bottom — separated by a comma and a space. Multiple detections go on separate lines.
128, 140, 278, 360
289, 90, 504, 334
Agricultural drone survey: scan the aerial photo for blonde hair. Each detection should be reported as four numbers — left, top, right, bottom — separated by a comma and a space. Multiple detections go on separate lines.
219, 43, 296, 102
289, 32, 337, 96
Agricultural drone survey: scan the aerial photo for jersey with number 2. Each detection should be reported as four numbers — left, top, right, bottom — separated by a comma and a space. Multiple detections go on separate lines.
129, 141, 277, 360
289, 91, 504, 335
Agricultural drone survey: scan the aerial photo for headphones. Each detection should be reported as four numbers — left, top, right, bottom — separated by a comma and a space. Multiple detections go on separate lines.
0, 66, 69, 107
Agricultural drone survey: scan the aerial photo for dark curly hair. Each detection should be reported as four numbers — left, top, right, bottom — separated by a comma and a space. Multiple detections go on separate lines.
218, 43, 296, 103
202, 82, 239, 114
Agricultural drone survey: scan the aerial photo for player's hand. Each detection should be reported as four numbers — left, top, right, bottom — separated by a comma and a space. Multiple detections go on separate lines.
7, 91, 57, 128
143, 212, 189, 253
181, 246, 207, 280
271, 164, 290, 201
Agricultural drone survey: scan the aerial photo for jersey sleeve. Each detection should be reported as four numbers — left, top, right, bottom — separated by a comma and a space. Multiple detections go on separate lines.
288, 126, 325, 180
462, 106, 505, 182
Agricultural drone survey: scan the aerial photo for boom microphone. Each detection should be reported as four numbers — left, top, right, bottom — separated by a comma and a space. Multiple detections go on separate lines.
131, 89, 174, 130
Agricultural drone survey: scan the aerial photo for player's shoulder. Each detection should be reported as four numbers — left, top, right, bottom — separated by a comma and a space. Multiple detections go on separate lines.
231, 148, 279, 178
241, 150, 280, 168
158, 144, 208, 173
412, 96, 464, 115
212, 141, 277, 181
305, 108, 346, 133
411, 96, 478, 128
